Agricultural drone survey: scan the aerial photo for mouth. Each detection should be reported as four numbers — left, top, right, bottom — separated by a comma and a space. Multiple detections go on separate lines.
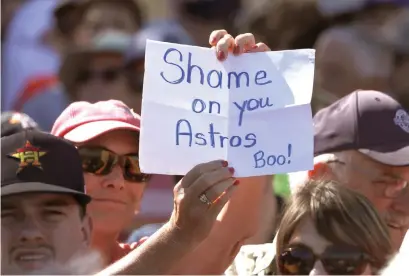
92, 198, 126, 205
14, 252, 50, 270
387, 221, 409, 230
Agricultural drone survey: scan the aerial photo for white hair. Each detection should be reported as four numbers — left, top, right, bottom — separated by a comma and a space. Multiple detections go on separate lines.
288, 152, 353, 194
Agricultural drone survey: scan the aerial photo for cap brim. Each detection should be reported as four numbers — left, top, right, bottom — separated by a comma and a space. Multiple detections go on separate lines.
2, 182, 91, 205
359, 146, 409, 166
64, 120, 140, 143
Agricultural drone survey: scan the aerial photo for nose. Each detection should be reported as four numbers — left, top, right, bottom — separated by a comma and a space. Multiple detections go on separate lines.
393, 189, 409, 214
19, 216, 45, 244
309, 261, 328, 275
102, 164, 125, 190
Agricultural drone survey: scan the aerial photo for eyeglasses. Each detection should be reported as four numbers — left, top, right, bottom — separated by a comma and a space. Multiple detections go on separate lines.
278, 244, 371, 275
77, 147, 151, 183
76, 68, 123, 84
329, 160, 409, 199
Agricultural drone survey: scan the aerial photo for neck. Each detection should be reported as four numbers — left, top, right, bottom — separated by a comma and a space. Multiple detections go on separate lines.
91, 227, 119, 266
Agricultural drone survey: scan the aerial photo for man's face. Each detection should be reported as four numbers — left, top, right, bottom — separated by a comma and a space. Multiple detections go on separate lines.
1, 193, 90, 274
81, 130, 146, 234
73, 1, 139, 46
334, 152, 409, 251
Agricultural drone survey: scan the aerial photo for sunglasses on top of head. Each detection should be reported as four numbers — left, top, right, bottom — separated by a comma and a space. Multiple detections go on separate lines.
278, 244, 372, 275
77, 146, 151, 183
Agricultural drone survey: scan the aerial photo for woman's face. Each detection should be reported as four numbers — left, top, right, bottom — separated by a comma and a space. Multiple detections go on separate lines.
279, 218, 372, 275
81, 130, 146, 233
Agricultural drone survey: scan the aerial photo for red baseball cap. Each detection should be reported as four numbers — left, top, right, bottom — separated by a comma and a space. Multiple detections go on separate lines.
51, 100, 140, 143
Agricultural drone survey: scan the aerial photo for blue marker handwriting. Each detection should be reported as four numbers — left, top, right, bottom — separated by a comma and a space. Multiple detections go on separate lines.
253, 144, 293, 168
160, 48, 272, 89
176, 120, 257, 148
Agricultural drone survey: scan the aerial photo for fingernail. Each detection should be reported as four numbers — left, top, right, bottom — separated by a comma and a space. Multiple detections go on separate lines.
222, 161, 228, 167
251, 45, 258, 49
233, 45, 240, 55
210, 37, 216, 44
217, 51, 226, 60
228, 167, 235, 174
233, 179, 240, 186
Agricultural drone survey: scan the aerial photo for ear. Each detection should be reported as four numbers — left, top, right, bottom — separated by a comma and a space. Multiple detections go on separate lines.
81, 214, 93, 247
308, 162, 336, 181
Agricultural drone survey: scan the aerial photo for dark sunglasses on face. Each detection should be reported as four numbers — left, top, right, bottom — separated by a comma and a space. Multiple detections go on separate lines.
76, 68, 123, 84
278, 244, 371, 275
77, 147, 151, 183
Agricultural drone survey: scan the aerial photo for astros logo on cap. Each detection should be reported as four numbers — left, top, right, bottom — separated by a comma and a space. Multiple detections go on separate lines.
9, 141, 47, 173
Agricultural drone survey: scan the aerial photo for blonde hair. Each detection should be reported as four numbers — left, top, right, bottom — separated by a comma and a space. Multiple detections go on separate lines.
276, 179, 392, 271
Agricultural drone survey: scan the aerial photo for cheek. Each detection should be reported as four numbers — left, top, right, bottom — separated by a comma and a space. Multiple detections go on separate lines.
1, 227, 10, 251
53, 224, 86, 261
125, 182, 145, 203
83, 174, 102, 195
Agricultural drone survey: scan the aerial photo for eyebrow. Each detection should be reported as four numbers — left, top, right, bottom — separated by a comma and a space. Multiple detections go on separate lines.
41, 199, 72, 208
377, 172, 405, 181
1, 203, 17, 211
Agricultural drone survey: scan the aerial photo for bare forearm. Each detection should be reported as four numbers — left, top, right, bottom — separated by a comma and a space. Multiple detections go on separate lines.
96, 223, 199, 275
171, 176, 267, 274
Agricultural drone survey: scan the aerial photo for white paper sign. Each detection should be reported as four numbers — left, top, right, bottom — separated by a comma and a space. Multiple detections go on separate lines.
140, 40, 315, 177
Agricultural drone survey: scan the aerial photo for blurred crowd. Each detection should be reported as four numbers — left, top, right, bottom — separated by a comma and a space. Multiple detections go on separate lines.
1, 0, 408, 274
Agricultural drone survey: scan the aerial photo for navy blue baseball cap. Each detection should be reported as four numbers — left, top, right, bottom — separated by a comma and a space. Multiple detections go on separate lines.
124, 21, 194, 66
2, 130, 91, 205
314, 90, 409, 166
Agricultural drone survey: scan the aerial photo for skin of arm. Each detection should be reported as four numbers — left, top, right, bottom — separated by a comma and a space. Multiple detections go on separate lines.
95, 222, 200, 275
170, 176, 267, 274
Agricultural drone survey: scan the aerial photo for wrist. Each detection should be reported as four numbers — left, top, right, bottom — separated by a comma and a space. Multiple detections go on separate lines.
162, 221, 202, 248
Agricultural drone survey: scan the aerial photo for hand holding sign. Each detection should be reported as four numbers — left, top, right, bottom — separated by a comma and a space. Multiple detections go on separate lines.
169, 160, 237, 243
209, 30, 271, 60
140, 33, 315, 177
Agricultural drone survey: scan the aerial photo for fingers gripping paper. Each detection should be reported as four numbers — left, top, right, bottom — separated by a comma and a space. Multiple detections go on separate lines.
140, 40, 315, 177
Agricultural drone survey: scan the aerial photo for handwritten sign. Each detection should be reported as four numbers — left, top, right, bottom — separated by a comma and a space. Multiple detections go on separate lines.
140, 40, 315, 177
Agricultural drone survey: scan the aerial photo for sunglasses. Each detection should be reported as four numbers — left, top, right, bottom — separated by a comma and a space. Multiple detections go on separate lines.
77, 147, 151, 183
76, 68, 122, 84
278, 244, 371, 275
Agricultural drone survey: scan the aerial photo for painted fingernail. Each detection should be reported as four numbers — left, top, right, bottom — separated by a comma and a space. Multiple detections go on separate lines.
228, 167, 235, 174
222, 161, 228, 167
233, 179, 240, 186
217, 51, 226, 60
233, 45, 240, 55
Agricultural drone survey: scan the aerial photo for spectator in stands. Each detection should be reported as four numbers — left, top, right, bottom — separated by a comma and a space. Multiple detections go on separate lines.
237, 0, 409, 111
1, 130, 239, 274
226, 90, 409, 275
52, 0, 143, 53
276, 180, 392, 275
18, 31, 132, 131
